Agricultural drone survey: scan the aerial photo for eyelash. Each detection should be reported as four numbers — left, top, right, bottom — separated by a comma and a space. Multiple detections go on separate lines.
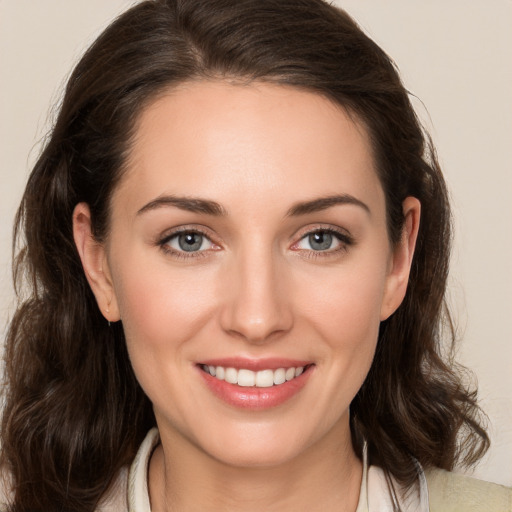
157, 226, 354, 260
158, 227, 218, 260
290, 227, 354, 259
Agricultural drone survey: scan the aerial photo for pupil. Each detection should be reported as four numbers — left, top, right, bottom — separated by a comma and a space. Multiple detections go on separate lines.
309, 232, 332, 251
178, 233, 202, 252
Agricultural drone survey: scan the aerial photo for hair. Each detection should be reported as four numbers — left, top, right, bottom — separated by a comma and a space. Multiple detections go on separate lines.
1, 0, 489, 510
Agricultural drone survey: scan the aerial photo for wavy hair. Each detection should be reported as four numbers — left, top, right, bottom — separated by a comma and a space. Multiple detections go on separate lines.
1, 0, 489, 510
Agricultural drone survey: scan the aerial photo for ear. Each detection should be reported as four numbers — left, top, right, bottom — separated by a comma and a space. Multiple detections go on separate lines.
73, 203, 121, 323
380, 197, 421, 321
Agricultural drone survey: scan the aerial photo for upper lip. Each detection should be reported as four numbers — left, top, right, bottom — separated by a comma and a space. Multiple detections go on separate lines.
197, 357, 313, 371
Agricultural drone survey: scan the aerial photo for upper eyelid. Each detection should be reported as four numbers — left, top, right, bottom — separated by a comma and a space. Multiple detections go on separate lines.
157, 227, 218, 258
158, 225, 216, 244
289, 227, 355, 255
155, 224, 353, 249
292, 224, 353, 242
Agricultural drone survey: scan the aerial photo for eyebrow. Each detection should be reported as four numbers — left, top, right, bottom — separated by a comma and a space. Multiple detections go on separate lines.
136, 193, 369, 217
286, 194, 370, 217
137, 195, 227, 216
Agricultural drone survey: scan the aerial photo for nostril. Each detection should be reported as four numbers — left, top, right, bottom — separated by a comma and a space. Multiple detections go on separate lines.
218, 261, 294, 342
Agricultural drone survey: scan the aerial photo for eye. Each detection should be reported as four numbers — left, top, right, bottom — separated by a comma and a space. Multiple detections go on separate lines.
293, 229, 351, 253
163, 231, 214, 253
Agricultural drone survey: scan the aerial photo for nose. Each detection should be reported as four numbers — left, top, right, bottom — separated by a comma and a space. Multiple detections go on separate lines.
219, 245, 293, 344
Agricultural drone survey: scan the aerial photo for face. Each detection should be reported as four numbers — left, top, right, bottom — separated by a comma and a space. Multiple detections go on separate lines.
75, 81, 418, 468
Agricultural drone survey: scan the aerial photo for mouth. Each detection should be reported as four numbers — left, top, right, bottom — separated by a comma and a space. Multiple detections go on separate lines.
197, 359, 314, 409
200, 364, 309, 388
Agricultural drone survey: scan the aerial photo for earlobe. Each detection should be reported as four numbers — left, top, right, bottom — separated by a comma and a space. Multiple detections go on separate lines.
72, 203, 121, 323
380, 197, 421, 321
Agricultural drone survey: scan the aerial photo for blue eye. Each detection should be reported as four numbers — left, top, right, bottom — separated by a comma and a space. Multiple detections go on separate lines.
308, 232, 334, 251
296, 230, 346, 252
165, 232, 213, 253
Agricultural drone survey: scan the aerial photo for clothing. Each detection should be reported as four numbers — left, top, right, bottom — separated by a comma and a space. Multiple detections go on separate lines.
425, 467, 512, 511
1, 429, 510, 511
95, 428, 512, 512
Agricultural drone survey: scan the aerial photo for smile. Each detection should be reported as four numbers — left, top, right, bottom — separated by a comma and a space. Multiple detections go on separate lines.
198, 359, 314, 409
201, 365, 305, 388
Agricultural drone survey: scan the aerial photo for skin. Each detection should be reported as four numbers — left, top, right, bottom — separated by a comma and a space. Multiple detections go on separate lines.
73, 81, 420, 511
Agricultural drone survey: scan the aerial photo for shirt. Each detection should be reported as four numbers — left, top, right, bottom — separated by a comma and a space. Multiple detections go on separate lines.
100, 428, 429, 512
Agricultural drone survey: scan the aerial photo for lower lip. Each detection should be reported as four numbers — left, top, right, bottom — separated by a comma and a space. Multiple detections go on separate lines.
198, 366, 313, 410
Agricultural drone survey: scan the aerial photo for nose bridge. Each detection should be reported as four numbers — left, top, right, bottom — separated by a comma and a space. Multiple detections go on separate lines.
220, 240, 292, 343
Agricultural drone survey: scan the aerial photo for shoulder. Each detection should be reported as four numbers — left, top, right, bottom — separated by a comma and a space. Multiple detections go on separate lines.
1, 464, 130, 512
0, 430, 158, 512
95, 466, 130, 512
0, 465, 13, 510
98, 428, 159, 512
425, 467, 512, 512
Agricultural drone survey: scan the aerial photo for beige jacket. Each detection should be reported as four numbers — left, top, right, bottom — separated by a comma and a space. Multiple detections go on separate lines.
96, 469, 512, 511
2, 430, 511, 511
95, 429, 512, 512
425, 468, 512, 512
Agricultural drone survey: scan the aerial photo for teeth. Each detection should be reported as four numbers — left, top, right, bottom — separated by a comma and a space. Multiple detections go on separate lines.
273, 368, 286, 385
255, 369, 274, 388
285, 367, 295, 381
225, 367, 237, 384
238, 369, 255, 387
203, 365, 306, 387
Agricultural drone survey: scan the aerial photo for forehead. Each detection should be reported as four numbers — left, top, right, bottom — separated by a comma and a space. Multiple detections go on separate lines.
114, 80, 383, 218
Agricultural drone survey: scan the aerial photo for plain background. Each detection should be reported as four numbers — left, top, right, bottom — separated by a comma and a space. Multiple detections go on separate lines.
0, 0, 511, 486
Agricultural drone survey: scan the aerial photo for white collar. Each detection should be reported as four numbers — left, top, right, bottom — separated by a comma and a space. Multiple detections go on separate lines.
128, 429, 429, 512
363, 443, 430, 512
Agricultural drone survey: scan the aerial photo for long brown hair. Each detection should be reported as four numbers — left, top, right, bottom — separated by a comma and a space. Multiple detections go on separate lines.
1, 0, 489, 510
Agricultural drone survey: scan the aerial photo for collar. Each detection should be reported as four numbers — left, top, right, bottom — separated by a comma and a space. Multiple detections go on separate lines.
128, 429, 429, 512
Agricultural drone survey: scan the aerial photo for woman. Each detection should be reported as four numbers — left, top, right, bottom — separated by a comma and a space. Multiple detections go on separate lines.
1, 0, 510, 511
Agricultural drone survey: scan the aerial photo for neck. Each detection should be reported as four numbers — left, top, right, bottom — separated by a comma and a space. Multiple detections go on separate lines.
149, 420, 363, 512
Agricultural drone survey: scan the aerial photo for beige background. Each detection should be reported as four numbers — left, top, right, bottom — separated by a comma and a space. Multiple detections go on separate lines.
1, 0, 511, 486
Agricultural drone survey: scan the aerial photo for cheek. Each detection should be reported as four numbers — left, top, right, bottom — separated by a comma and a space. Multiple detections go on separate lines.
298, 260, 387, 348
282, 261, 387, 433
111, 255, 218, 362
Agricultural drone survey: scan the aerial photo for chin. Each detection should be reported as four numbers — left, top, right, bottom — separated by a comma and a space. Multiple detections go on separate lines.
207, 441, 304, 469
191, 419, 323, 469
